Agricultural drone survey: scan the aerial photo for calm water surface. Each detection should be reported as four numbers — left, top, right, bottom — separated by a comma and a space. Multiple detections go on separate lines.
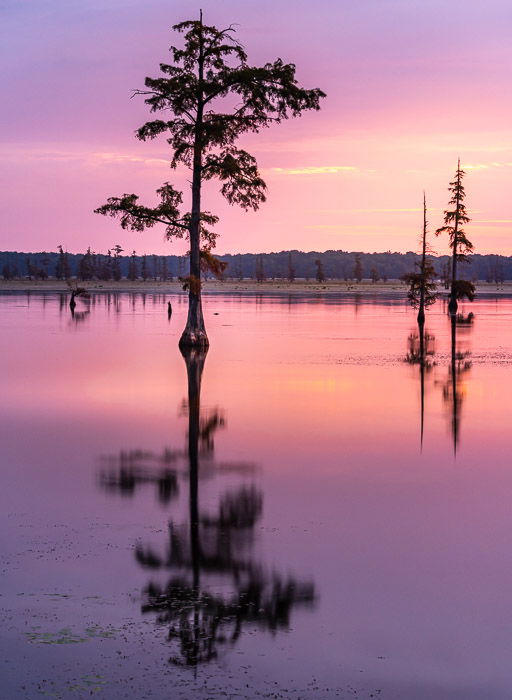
1, 291, 512, 699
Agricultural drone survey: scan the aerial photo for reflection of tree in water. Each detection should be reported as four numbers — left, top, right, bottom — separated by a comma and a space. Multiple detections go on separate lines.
405, 328, 436, 366
405, 326, 436, 449
99, 347, 315, 666
100, 449, 179, 505
440, 314, 474, 453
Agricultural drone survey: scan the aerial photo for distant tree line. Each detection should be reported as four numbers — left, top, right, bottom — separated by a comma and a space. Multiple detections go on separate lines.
1, 248, 511, 282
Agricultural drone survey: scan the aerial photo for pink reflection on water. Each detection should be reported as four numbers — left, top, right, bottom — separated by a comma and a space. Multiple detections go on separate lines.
1, 291, 512, 695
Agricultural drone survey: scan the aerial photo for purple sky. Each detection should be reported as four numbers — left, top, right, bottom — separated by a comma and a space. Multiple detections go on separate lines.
1, 0, 512, 255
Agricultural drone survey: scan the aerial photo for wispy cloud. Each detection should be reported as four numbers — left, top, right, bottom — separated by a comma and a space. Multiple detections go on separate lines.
348, 207, 424, 213
271, 165, 358, 175
473, 219, 512, 225
1, 146, 169, 168
463, 161, 512, 170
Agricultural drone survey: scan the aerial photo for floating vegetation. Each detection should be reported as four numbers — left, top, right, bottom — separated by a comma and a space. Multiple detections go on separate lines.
26, 625, 117, 645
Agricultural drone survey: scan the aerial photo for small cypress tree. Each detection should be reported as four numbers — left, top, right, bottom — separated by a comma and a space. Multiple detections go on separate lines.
403, 193, 437, 324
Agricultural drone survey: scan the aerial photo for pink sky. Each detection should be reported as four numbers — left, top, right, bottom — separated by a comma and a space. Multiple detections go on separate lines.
1, 0, 512, 255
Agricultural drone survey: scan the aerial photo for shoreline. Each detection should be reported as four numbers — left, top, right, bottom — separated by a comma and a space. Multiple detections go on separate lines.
1, 279, 512, 296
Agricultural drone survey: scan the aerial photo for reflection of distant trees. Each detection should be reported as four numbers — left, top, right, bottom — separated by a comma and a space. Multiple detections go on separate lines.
98, 347, 315, 666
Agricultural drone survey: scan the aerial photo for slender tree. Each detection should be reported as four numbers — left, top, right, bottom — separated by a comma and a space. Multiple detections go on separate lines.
353, 254, 363, 283
79, 247, 94, 281
55, 245, 66, 280
99, 249, 113, 281
314, 258, 325, 283
403, 193, 437, 325
234, 258, 243, 281
440, 259, 451, 289
287, 252, 295, 283
128, 250, 139, 281
112, 244, 123, 281
436, 160, 474, 314
95, 14, 324, 348
255, 255, 266, 283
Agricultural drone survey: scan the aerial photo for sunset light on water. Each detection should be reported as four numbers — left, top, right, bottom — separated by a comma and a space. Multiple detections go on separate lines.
2, 1, 512, 698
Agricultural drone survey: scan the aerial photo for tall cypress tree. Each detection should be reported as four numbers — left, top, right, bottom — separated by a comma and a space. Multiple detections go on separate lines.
95, 13, 324, 348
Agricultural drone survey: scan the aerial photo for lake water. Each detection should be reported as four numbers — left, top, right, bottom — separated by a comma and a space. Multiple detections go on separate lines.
1, 290, 512, 699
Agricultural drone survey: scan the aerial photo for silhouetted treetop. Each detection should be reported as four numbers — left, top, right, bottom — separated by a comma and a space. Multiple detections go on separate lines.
132, 16, 325, 214
436, 162, 473, 264
137, 19, 325, 147
436, 160, 474, 313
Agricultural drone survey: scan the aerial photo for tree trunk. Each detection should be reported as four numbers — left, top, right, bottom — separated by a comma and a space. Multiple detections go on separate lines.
449, 163, 461, 315
179, 15, 209, 350
417, 193, 427, 326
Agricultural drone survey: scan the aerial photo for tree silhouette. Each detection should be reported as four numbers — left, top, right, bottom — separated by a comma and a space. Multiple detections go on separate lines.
66, 280, 89, 313
315, 258, 325, 283
436, 161, 475, 314
403, 193, 437, 326
255, 255, 266, 283
127, 250, 139, 281
112, 244, 123, 281
55, 245, 71, 280
353, 254, 363, 282
95, 13, 324, 349
78, 247, 94, 281
287, 252, 295, 283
